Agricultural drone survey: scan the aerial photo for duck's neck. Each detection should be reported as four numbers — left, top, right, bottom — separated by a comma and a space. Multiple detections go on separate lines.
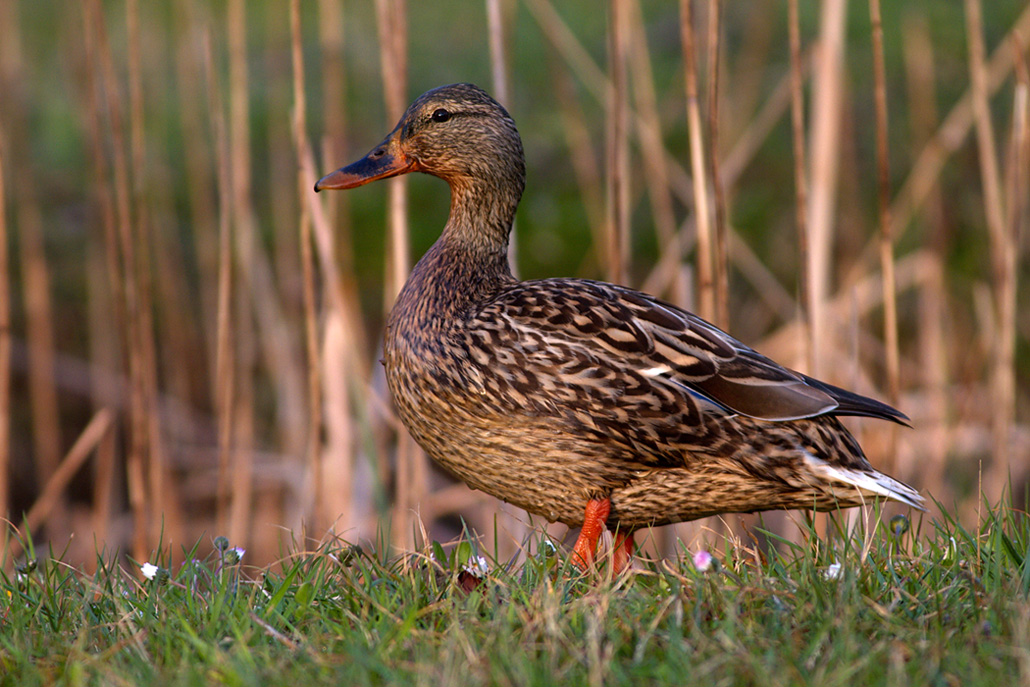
391, 176, 521, 331
439, 176, 521, 258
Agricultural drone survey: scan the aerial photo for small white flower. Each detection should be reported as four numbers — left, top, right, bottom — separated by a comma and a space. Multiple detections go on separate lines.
141, 562, 159, 580
462, 555, 489, 578
823, 562, 842, 580
693, 549, 713, 572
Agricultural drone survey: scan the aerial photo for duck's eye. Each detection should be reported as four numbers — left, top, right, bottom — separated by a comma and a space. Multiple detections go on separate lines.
431, 108, 451, 123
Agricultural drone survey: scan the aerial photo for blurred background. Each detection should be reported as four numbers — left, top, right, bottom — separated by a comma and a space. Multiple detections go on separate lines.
0, 0, 1026, 568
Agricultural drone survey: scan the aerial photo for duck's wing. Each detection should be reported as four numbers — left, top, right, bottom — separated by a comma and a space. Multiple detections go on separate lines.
468, 278, 909, 427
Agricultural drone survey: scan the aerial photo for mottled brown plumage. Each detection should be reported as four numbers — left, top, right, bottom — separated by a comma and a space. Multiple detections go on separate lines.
316, 83, 923, 569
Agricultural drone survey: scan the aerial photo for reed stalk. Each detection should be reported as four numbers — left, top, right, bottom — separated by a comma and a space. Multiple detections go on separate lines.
0, 124, 9, 523
86, 0, 150, 560
679, 0, 714, 321
706, 0, 730, 331
964, 0, 1012, 496
805, 0, 847, 381
868, 0, 900, 468
787, 0, 812, 373
902, 13, 951, 499
1, 0, 66, 535
224, 0, 257, 547
203, 27, 237, 544
627, 0, 680, 301
606, 0, 630, 285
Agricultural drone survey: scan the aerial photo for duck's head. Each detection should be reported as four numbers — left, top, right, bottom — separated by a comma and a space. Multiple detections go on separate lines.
315, 83, 525, 203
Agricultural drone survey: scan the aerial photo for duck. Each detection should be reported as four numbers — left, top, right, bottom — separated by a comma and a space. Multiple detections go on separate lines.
315, 83, 923, 573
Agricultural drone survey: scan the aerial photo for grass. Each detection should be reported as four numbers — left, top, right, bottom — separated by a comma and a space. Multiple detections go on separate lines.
2, 502, 1028, 686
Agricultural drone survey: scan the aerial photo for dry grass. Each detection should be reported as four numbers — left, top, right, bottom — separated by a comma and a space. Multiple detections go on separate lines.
0, 0, 1027, 569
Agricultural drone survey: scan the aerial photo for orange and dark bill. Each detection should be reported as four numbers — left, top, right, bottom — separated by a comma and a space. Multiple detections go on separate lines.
314, 130, 416, 192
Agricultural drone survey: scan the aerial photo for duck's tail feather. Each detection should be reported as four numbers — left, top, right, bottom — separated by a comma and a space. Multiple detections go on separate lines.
806, 457, 926, 510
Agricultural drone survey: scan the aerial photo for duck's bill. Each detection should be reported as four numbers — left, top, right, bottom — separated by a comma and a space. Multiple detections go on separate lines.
315, 135, 416, 192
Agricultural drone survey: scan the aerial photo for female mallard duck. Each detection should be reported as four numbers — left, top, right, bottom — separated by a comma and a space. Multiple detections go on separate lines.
316, 83, 923, 572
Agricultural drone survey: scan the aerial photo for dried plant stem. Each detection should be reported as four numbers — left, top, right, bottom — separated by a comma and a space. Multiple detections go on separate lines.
606, 0, 630, 285
680, 0, 714, 320
225, 0, 256, 546
706, 0, 730, 331
627, 0, 680, 300
994, 75, 1027, 494
0, 1, 65, 528
203, 27, 237, 542
173, 0, 220, 378
81, 0, 129, 551
805, 0, 847, 378
128, 0, 183, 549
318, 0, 347, 231
487, 0, 512, 105
291, 0, 324, 532
868, 0, 900, 468
87, 0, 149, 560
374, 0, 422, 550
964, 0, 1012, 489
902, 13, 950, 496
787, 0, 812, 372
0, 124, 9, 521
21, 410, 114, 537
487, 0, 519, 274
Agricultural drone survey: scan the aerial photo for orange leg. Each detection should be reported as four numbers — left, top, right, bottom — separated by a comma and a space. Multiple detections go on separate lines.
571, 498, 611, 569
612, 530, 635, 574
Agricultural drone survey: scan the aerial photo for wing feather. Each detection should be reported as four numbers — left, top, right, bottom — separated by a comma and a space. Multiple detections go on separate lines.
471, 279, 907, 426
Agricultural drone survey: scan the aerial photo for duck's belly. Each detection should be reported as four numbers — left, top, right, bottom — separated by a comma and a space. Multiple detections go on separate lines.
385, 359, 647, 526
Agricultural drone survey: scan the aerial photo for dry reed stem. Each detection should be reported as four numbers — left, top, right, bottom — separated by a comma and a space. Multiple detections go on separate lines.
318, 0, 347, 232
902, 13, 951, 498
376, 0, 410, 309
0, 124, 8, 521
203, 28, 237, 541
706, 0, 730, 331
128, 0, 183, 551
87, 0, 149, 561
85, 244, 119, 548
374, 0, 423, 550
679, 0, 715, 321
225, 0, 256, 546
991, 63, 1027, 495
787, 0, 812, 373
805, 0, 847, 379
626, 0, 680, 300
20, 410, 114, 539
868, 0, 900, 470
291, 0, 324, 532
173, 0, 221, 377
487, 0, 512, 105
1, 20, 66, 531
488, 0, 519, 275
606, 0, 630, 285
81, 1, 129, 552
295, 0, 360, 536
964, 0, 1013, 492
